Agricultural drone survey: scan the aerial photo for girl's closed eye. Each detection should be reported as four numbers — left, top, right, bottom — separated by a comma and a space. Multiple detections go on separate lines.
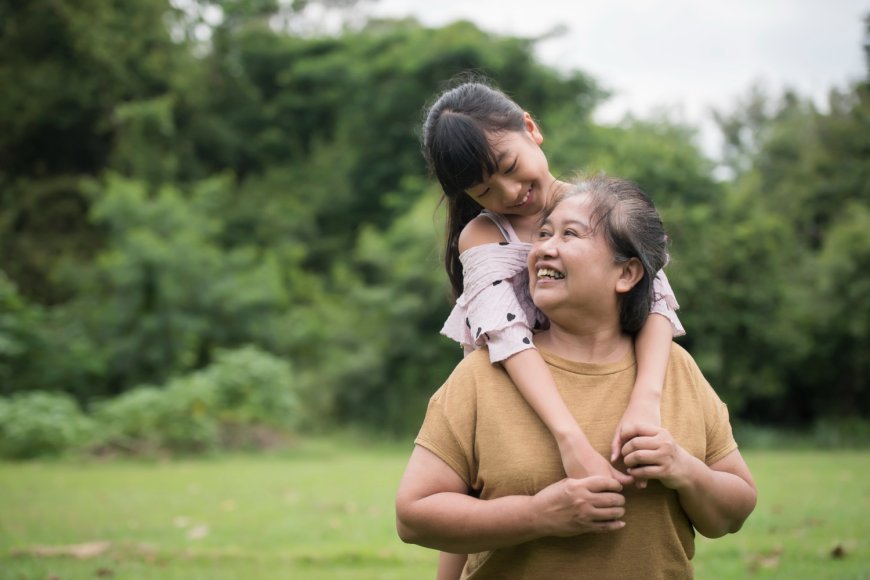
468, 183, 489, 198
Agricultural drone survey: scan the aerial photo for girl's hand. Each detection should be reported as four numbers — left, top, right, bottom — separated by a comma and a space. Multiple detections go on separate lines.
610, 393, 662, 488
558, 432, 633, 486
619, 424, 692, 490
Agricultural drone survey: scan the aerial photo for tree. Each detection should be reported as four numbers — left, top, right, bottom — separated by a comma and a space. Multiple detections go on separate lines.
0, 0, 191, 302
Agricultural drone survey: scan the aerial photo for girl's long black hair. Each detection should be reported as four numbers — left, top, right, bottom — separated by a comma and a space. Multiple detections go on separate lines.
421, 80, 527, 298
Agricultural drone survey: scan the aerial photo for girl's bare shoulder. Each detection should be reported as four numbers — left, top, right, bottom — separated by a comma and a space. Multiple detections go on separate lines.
458, 214, 507, 253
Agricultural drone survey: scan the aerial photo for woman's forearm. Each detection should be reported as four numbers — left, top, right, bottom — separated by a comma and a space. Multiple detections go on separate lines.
398, 490, 542, 553
673, 453, 757, 538
396, 447, 627, 553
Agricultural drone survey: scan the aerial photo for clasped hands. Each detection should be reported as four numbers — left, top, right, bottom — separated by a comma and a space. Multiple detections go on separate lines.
542, 422, 690, 537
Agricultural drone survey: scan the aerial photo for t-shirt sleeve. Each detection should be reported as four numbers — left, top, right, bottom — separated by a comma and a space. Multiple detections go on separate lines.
414, 369, 479, 486
695, 370, 739, 465
651, 269, 686, 338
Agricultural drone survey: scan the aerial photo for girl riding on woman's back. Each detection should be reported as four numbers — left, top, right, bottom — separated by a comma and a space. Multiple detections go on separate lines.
420, 80, 685, 578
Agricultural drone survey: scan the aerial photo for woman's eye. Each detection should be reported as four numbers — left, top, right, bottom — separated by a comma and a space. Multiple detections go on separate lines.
503, 158, 518, 174
536, 229, 551, 239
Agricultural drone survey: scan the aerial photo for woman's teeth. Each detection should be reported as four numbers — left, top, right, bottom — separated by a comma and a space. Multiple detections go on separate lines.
537, 268, 564, 280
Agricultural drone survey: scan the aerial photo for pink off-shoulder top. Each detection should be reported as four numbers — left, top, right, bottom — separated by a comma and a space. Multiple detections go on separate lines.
441, 210, 684, 363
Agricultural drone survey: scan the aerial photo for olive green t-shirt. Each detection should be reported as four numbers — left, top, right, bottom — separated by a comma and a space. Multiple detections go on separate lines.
416, 343, 737, 580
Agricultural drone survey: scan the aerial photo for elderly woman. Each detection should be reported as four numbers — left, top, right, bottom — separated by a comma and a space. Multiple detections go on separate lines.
395, 176, 756, 579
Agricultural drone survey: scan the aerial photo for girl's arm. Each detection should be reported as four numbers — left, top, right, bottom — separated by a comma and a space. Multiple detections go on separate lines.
503, 350, 632, 483
437, 553, 467, 580
611, 265, 685, 470
610, 313, 672, 469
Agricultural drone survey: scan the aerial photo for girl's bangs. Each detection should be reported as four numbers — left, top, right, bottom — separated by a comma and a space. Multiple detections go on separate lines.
434, 115, 498, 196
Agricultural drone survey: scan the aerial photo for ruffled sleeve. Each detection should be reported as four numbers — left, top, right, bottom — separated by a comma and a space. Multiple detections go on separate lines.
651, 269, 685, 337
441, 242, 545, 363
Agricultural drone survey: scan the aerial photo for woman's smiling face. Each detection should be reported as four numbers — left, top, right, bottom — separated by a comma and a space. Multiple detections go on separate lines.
528, 194, 623, 319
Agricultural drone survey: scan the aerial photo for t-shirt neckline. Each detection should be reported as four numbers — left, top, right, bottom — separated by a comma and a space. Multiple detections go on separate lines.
538, 344, 637, 376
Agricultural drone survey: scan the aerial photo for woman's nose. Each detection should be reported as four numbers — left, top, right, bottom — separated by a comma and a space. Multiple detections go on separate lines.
536, 236, 558, 258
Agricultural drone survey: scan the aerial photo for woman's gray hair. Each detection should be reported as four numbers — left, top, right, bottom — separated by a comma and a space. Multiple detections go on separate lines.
544, 175, 669, 334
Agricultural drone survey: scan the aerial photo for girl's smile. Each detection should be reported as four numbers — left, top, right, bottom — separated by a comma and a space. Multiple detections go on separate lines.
464, 113, 556, 219
507, 186, 533, 209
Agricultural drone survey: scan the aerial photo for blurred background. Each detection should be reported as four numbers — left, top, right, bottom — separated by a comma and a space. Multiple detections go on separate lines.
1, 0, 868, 456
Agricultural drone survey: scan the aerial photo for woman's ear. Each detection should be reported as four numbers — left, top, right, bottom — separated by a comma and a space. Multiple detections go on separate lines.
615, 258, 644, 294
523, 112, 544, 145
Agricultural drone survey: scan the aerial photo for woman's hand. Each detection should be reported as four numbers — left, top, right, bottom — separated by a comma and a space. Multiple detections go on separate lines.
530, 476, 627, 537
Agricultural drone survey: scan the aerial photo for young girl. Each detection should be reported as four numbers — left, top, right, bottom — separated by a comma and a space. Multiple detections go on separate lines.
421, 80, 684, 579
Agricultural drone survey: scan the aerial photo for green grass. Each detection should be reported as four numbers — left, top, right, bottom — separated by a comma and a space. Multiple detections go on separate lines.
693, 450, 869, 579
0, 440, 868, 579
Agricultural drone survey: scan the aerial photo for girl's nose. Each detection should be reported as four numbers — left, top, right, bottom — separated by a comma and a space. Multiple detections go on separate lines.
492, 174, 522, 198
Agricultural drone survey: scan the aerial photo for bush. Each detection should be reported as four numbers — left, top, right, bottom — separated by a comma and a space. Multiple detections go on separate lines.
92, 346, 299, 455
159, 374, 221, 453
94, 376, 220, 454
93, 387, 171, 454
206, 346, 299, 428
0, 392, 95, 459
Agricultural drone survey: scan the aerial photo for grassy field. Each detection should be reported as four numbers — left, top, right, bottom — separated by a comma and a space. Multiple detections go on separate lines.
1, 438, 868, 579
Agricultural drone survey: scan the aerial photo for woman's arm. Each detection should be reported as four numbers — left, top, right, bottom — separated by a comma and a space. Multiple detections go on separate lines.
620, 425, 757, 538
503, 350, 631, 483
673, 450, 757, 537
396, 446, 626, 553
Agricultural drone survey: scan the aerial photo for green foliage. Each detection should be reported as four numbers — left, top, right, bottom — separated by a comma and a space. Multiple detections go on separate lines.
94, 346, 299, 455
69, 174, 289, 393
158, 373, 223, 453
90, 387, 169, 453
0, 0, 189, 301
0, 0, 182, 178
0, 271, 42, 393
0, 3, 867, 435
312, 189, 458, 433
703, 77, 870, 423
0, 270, 105, 399
95, 379, 221, 454
0, 176, 102, 305
796, 201, 870, 418
547, 118, 720, 207
0, 392, 95, 459
206, 345, 300, 427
